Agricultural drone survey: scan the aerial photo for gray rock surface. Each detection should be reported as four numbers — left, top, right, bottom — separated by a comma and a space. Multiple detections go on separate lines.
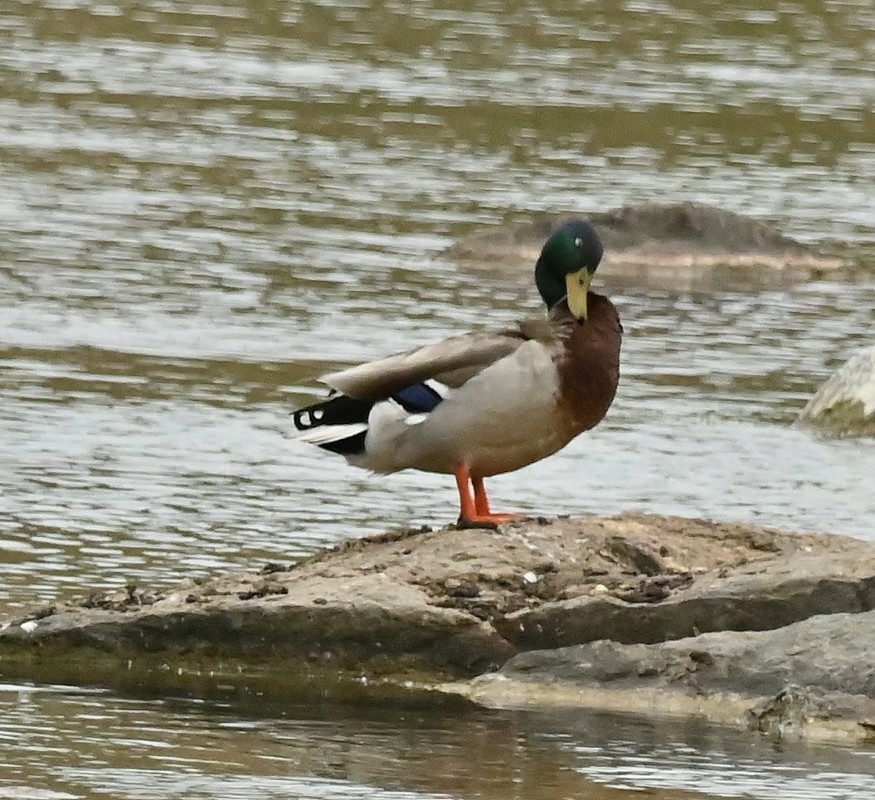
445, 202, 850, 290
801, 345, 875, 436
459, 610, 875, 741
2, 513, 875, 740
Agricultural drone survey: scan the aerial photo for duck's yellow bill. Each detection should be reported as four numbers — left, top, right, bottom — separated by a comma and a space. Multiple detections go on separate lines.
566, 269, 592, 320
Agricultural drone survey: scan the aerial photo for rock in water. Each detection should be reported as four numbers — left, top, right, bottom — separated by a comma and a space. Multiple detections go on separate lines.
445, 202, 849, 291
801, 345, 875, 436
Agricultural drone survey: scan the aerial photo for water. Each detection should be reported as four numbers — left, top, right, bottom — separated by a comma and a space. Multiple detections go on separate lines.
1, 0, 874, 796
5, 683, 875, 800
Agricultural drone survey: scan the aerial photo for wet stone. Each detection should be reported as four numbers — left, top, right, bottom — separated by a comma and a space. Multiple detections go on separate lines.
3, 513, 875, 741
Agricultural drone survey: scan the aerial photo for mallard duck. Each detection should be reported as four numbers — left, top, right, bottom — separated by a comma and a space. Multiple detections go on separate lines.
293, 218, 622, 527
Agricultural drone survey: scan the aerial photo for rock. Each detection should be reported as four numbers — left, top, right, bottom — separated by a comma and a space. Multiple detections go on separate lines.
800, 345, 875, 436
458, 610, 875, 742
445, 202, 850, 290
3, 513, 875, 740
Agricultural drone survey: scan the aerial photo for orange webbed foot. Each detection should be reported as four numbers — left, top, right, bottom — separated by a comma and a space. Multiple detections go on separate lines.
456, 511, 528, 530
453, 466, 527, 529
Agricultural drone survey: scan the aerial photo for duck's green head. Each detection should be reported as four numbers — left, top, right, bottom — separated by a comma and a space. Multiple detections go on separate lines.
534, 218, 603, 320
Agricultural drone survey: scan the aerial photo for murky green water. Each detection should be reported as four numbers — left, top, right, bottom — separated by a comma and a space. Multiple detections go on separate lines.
1, 0, 874, 797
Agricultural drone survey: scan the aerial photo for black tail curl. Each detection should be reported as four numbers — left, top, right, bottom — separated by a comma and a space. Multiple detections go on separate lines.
293, 394, 373, 455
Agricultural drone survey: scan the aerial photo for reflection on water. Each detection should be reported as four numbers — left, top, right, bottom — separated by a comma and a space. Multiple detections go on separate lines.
541, 709, 875, 800
0, 683, 656, 800
5, 682, 875, 800
1, 0, 874, 797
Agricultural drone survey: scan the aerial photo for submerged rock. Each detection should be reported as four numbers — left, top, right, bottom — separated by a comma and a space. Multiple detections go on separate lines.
445, 202, 849, 290
800, 345, 875, 436
2, 513, 875, 741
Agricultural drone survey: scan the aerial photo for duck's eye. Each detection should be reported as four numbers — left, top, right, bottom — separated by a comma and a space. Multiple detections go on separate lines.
574, 237, 582, 247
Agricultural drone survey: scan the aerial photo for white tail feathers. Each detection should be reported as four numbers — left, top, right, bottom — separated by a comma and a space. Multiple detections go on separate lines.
293, 423, 368, 445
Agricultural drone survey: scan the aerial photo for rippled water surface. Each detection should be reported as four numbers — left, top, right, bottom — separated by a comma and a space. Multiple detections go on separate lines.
5, 683, 875, 800
1, 0, 874, 796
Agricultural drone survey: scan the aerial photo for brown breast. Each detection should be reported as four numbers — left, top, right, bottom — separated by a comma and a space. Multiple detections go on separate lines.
554, 292, 622, 435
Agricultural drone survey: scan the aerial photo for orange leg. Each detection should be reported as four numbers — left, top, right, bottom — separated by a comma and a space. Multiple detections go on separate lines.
472, 475, 491, 516
454, 465, 526, 528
